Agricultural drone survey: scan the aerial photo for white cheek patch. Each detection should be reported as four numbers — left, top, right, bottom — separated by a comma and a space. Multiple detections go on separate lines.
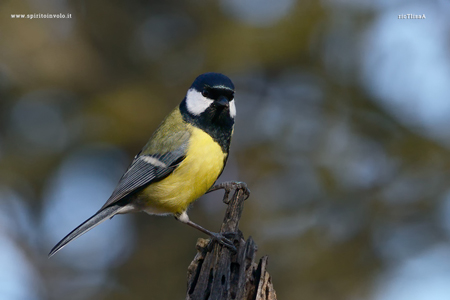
229, 99, 236, 118
185, 88, 213, 116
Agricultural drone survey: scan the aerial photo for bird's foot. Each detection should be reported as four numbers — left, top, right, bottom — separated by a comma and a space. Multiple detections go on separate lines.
207, 181, 250, 204
207, 231, 237, 253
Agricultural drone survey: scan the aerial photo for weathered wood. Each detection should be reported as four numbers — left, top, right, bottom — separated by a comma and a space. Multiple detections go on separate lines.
186, 185, 277, 300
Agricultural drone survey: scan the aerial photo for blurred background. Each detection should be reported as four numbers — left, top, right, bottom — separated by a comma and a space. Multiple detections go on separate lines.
1, 0, 450, 299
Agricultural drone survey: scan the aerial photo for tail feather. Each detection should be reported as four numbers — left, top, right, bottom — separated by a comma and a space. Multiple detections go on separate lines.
48, 205, 123, 258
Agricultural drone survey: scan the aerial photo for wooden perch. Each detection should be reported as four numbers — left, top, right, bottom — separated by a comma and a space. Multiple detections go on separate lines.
186, 184, 277, 300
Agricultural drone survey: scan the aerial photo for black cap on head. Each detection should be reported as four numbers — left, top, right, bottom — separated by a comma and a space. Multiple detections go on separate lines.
190, 72, 235, 92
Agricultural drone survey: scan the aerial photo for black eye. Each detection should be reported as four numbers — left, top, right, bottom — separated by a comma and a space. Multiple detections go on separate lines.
202, 89, 210, 98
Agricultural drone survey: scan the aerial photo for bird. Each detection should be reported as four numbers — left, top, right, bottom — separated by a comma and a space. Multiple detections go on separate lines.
48, 72, 250, 257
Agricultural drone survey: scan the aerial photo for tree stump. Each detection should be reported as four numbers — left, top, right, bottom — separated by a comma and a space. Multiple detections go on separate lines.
186, 185, 277, 300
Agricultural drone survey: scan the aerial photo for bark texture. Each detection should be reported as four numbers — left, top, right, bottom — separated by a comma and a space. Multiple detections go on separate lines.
186, 186, 277, 300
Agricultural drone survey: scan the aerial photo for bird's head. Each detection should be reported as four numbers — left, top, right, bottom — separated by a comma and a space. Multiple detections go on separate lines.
183, 73, 236, 123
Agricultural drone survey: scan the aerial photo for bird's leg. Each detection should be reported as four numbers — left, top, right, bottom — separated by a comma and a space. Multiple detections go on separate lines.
207, 181, 250, 204
175, 211, 236, 252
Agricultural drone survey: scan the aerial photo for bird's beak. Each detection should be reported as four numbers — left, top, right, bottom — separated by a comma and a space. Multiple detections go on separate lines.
216, 96, 229, 108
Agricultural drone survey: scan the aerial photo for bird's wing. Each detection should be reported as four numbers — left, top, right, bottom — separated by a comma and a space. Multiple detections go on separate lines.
100, 133, 189, 209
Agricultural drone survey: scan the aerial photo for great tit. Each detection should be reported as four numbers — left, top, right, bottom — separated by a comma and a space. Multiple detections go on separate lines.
49, 72, 248, 257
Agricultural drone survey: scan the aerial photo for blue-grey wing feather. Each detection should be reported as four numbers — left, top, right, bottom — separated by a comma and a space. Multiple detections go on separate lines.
100, 145, 187, 209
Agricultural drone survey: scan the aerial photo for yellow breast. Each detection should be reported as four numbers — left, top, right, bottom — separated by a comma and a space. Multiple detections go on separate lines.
140, 125, 226, 215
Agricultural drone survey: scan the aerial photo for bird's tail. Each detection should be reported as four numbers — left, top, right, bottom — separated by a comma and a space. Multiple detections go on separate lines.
48, 205, 123, 258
